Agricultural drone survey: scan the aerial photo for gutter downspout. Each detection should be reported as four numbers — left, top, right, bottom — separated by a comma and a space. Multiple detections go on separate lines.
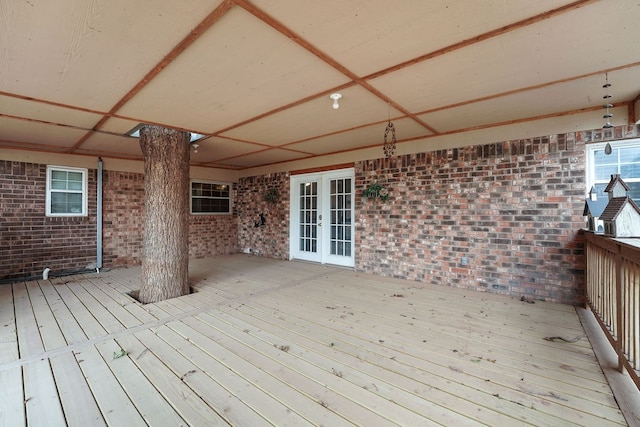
97, 157, 103, 272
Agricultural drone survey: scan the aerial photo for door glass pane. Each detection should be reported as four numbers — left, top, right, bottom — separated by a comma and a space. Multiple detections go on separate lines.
299, 181, 318, 254
329, 178, 352, 257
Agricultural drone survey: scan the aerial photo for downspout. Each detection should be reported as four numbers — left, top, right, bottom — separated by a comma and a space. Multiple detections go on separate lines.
97, 157, 103, 272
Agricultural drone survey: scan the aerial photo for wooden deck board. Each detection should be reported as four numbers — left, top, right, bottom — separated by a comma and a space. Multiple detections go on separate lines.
0, 283, 18, 363
13, 282, 45, 358
253, 291, 608, 385
157, 322, 317, 426
147, 324, 278, 426
23, 359, 66, 426
245, 305, 615, 407
189, 310, 481, 426
39, 279, 88, 346
0, 366, 25, 427
25, 280, 67, 350
75, 284, 142, 329
181, 315, 420, 426
259, 283, 606, 377
0, 254, 633, 426
93, 338, 187, 426
177, 316, 399, 427
228, 300, 620, 424
116, 330, 231, 426
246, 292, 624, 424
202, 302, 576, 426
49, 351, 105, 427
74, 344, 148, 426
52, 282, 108, 340
79, 274, 158, 324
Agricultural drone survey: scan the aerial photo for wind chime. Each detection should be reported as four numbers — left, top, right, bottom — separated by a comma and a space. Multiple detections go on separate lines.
603, 72, 613, 155
383, 103, 396, 158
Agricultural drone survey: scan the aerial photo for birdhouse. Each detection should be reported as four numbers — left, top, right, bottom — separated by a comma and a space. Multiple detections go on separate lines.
600, 175, 640, 237
583, 186, 607, 233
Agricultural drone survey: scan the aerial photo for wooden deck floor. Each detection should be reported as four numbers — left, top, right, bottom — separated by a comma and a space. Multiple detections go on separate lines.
0, 254, 631, 426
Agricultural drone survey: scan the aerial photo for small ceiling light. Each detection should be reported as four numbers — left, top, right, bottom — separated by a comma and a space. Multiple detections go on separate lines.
192, 143, 199, 154
330, 93, 342, 110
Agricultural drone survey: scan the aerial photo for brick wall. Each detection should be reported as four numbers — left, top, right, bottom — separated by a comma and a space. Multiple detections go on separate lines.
0, 161, 97, 280
102, 170, 145, 267
356, 134, 586, 304
102, 170, 238, 267
3, 127, 637, 299
189, 214, 238, 258
1, 165, 238, 280
236, 172, 290, 259
235, 127, 639, 305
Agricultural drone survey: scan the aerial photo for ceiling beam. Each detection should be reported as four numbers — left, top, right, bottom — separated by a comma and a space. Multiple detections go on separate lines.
364, 0, 599, 82
67, 0, 236, 153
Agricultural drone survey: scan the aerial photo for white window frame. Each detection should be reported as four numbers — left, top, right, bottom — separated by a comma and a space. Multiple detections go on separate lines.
46, 165, 88, 217
586, 138, 640, 199
190, 180, 232, 215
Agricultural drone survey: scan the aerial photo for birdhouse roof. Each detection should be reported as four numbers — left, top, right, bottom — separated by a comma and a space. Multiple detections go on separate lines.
600, 196, 640, 222
604, 174, 630, 193
583, 197, 608, 217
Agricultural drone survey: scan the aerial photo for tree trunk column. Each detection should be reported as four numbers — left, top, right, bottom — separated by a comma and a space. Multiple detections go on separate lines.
139, 125, 190, 303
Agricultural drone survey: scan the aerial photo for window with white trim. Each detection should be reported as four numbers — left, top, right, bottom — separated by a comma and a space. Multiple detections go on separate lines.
586, 139, 640, 203
46, 166, 88, 216
190, 180, 232, 214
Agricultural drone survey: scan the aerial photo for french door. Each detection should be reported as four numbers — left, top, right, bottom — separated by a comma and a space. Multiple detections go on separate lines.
290, 169, 354, 267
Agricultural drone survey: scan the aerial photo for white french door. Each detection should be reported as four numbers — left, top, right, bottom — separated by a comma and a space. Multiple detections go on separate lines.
290, 169, 354, 267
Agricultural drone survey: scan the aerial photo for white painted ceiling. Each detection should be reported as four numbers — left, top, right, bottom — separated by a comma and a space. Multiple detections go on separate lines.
1, 0, 639, 170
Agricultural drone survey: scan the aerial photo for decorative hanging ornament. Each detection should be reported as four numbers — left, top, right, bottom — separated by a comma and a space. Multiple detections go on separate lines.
383, 103, 396, 158
603, 72, 613, 130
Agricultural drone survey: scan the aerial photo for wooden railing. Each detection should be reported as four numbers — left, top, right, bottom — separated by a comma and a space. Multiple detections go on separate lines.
584, 232, 640, 390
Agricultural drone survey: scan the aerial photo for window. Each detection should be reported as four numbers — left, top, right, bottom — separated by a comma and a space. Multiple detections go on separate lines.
586, 139, 640, 203
190, 180, 232, 214
46, 166, 88, 216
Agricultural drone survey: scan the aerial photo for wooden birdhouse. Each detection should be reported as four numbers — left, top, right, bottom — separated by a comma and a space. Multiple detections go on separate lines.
600, 174, 640, 237
583, 186, 607, 233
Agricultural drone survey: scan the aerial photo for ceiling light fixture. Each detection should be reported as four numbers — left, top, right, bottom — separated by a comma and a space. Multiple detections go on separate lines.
383, 103, 396, 158
330, 93, 342, 110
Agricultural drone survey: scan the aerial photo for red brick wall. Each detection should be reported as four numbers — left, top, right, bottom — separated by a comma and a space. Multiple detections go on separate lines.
356, 134, 588, 304
102, 170, 145, 267
189, 213, 238, 258
1, 165, 238, 280
235, 128, 638, 304
236, 172, 290, 259
0, 161, 97, 280
102, 170, 238, 267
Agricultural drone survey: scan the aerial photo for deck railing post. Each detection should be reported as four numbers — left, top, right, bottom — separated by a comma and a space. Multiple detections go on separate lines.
615, 242, 624, 373
584, 232, 640, 389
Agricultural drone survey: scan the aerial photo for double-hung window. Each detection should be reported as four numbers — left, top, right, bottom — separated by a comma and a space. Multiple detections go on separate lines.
190, 180, 232, 214
46, 166, 88, 216
586, 139, 640, 203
